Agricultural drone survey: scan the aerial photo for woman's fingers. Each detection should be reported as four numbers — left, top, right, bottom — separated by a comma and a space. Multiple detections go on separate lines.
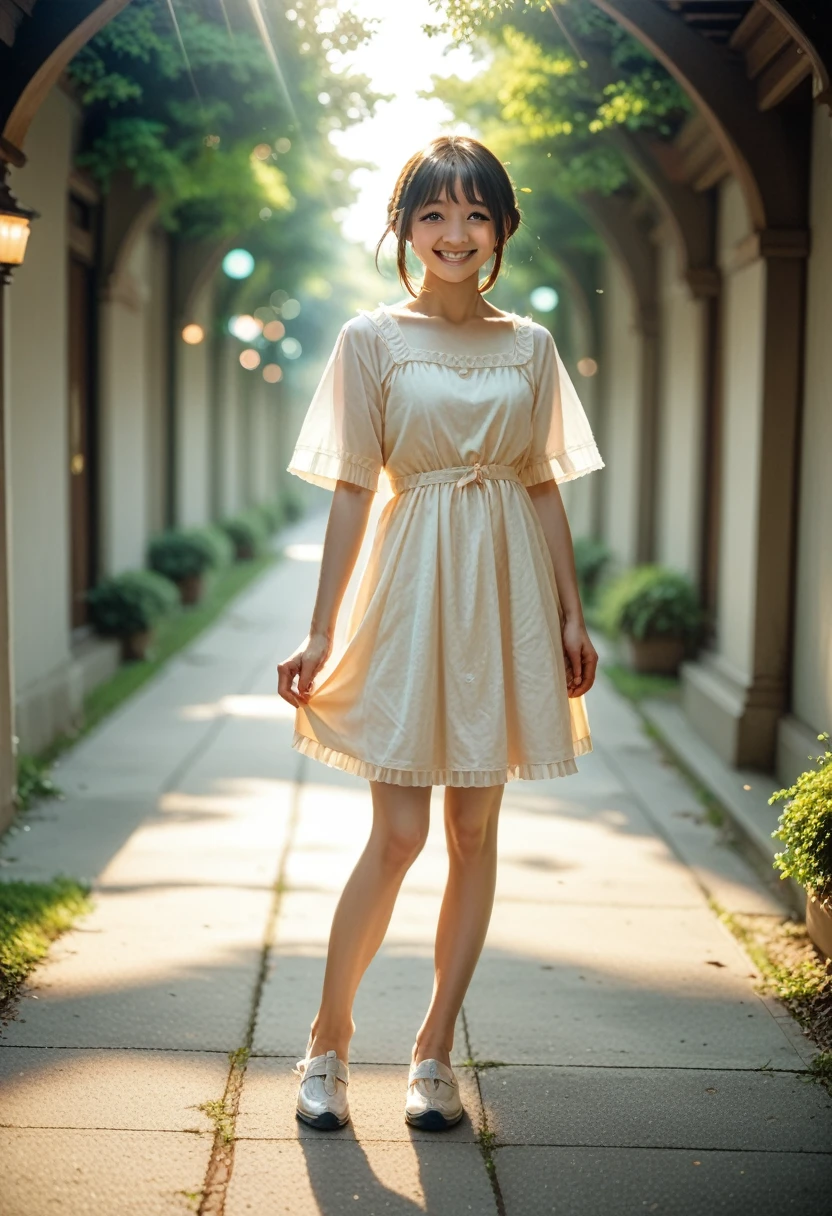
570, 642, 598, 696
277, 655, 302, 707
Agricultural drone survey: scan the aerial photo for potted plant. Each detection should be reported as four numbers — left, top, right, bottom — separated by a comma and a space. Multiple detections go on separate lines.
573, 536, 612, 605
771, 735, 832, 959
598, 564, 704, 675
220, 510, 269, 561
86, 569, 179, 661
147, 526, 232, 605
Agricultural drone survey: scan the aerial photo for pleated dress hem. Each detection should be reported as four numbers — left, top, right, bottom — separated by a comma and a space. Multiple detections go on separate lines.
291, 729, 593, 787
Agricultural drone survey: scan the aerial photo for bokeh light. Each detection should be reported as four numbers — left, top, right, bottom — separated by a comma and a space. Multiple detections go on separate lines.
240, 349, 261, 370
263, 363, 283, 383
530, 286, 559, 312
577, 357, 599, 377
281, 298, 301, 320
263, 319, 286, 341
228, 314, 263, 342
253, 143, 272, 160
254, 306, 275, 323
222, 248, 255, 280
274, 137, 292, 153
270, 289, 288, 308
281, 337, 302, 360
181, 324, 204, 345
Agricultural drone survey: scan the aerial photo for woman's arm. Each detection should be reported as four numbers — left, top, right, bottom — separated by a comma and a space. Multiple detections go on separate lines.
277, 480, 374, 707
527, 478, 598, 698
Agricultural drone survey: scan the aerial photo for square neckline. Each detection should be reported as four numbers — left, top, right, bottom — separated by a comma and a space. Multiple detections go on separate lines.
363, 303, 535, 370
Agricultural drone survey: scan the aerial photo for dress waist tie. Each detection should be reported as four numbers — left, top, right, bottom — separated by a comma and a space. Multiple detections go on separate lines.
389, 462, 523, 496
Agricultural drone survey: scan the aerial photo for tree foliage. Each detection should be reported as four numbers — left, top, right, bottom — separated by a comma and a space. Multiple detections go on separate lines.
424, 0, 689, 197
67, 0, 379, 236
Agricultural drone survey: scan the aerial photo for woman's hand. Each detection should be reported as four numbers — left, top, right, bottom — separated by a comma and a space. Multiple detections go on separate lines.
561, 617, 598, 698
277, 632, 332, 708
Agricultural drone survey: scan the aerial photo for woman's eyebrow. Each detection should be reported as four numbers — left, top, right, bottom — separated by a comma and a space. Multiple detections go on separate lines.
421, 197, 488, 207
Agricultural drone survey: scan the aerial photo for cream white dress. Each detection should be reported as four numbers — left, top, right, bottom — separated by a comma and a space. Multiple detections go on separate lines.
286, 303, 605, 786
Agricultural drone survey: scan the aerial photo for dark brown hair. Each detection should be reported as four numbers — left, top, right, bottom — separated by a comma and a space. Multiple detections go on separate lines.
375, 135, 522, 297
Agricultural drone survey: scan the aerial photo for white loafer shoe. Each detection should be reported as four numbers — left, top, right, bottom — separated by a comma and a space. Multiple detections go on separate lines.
405, 1058, 464, 1130
294, 1048, 350, 1130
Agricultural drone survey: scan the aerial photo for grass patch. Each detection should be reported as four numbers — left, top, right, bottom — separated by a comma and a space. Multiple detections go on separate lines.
602, 663, 680, 706
0, 877, 93, 1010
22, 554, 277, 784
197, 1097, 235, 1144
711, 901, 832, 1077
14, 754, 62, 812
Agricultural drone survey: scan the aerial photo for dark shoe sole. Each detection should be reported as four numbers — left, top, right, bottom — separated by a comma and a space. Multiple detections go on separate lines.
405, 1107, 464, 1131
296, 1107, 350, 1131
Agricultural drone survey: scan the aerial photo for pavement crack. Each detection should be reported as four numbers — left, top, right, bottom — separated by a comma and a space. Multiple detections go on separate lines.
197, 754, 305, 1216
461, 1004, 507, 1216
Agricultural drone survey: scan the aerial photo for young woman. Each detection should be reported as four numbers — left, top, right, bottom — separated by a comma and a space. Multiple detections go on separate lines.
277, 135, 604, 1132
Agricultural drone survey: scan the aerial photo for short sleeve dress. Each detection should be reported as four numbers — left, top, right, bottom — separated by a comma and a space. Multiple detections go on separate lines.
286, 303, 605, 787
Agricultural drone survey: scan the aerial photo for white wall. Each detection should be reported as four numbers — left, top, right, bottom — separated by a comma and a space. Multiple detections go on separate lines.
599, 254, 641, 568
655, 237, 706, 579
789, 106, 832, 742
713, 176, 765, 678
7, 89, 78, 741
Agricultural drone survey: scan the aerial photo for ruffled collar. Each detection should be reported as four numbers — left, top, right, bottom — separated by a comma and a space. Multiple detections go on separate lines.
359, 302, 535, 369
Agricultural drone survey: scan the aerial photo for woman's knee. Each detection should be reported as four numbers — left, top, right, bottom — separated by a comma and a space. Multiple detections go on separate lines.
375, 818, 428, 870
445, 792, 502, 862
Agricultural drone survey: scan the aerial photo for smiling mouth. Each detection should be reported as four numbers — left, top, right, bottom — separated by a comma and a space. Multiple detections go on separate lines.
434, 250, 476, 264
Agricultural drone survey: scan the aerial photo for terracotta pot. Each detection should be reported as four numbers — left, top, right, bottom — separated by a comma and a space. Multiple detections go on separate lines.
177, 573, 204, 605
121, 629, 153, 662
806, 891, 832, 961
624, 635, 686, 675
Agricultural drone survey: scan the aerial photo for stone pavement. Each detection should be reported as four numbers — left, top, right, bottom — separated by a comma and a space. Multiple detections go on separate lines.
1, 504, 831, 1216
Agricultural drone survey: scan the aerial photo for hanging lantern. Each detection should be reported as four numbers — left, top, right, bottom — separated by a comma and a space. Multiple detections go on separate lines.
0, 166, 38, 283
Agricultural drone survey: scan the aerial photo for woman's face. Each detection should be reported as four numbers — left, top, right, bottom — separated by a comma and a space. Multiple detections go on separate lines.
405, 177, 497, 285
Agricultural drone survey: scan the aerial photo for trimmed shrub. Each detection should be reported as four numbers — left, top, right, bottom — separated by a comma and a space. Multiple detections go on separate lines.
597, 564, 704, 646
256, 500, 284, 535
281, 488, 303, 523
86, 569, 179, 637
220, 510, 270, 560
147, 526, 232, 583
573, 536, 613, 602
771, 735, 832, 908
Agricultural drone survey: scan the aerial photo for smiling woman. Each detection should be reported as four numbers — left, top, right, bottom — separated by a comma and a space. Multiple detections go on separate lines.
377, 135, 521, 296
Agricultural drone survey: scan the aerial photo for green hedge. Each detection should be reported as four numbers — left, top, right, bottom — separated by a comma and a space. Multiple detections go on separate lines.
573, 536, 612, 602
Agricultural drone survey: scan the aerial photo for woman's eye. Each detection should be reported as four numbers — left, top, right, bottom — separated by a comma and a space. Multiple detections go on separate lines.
469, 211, 490, 221
420, 212, 442, 221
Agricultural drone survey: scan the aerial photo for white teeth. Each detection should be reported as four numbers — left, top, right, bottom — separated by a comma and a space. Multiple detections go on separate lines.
436, 251, 473, 261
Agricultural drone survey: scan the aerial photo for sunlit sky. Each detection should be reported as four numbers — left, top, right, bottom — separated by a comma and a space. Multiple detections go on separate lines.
327, 0, 483, 248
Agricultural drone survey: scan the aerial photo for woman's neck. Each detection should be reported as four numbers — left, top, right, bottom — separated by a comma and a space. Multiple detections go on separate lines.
404, 271, 500, 325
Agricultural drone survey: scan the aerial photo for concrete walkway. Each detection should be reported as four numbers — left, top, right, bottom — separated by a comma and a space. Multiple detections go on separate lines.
1, 506, 830, 1216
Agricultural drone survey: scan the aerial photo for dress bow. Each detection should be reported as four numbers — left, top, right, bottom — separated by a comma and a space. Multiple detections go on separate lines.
456, 461, 484, 489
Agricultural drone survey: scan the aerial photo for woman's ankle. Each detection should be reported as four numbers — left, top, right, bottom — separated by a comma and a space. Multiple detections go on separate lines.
411, 1033, 453, 1068
308, 1016, 354, 1062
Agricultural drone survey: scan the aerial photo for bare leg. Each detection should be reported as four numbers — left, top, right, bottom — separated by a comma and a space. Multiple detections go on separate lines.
412, 782, 505, 1067
307, 779, 432, 1062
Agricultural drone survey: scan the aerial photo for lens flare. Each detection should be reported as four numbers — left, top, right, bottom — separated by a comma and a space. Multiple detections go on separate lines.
181, 324, 204, 345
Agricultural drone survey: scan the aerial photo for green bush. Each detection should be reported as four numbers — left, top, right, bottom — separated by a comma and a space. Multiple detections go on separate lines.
147, 526, 232, 582
281, 488, 303, 523
771, 734, 832, 907
220, 510, 270, 560
256, 500, 284, 535
86, 569, 179, 636
573, 536, 612, 601
597, 564, 704, 645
